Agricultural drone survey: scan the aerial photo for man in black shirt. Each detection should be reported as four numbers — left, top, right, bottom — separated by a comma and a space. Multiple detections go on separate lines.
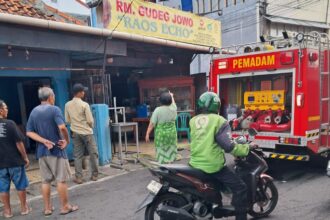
0, 100, 31, 218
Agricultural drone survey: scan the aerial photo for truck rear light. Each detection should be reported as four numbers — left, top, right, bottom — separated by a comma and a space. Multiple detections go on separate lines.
296, 93, 304, 107
279, 137, 301, 145
280, 52, 294, 65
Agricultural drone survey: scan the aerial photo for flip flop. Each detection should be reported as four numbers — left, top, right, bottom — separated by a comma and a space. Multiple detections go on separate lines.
21, 206, 32, 216
1, 212, 13, 218
44, 206, 55, 217
60, 205, 79, 215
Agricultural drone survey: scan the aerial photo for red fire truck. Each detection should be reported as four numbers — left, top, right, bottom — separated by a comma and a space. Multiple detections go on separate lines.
209, 32, 330, 171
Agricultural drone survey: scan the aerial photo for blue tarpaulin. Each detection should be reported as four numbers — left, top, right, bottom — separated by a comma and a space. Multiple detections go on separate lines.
181, 0, 193, 12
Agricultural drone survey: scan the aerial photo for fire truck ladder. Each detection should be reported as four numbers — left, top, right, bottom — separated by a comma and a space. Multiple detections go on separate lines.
316, 32, 330, 150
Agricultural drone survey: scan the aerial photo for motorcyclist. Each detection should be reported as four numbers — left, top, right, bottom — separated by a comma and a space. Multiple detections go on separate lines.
189, 92, 250, 220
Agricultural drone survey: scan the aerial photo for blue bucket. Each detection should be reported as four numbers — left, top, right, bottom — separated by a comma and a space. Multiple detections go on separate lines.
136, 104, 148, 118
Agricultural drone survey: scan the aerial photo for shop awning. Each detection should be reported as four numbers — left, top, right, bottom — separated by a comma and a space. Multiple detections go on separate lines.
265, 16, 330, 29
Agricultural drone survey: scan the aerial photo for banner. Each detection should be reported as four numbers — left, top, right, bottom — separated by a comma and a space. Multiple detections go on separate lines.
103, 0, 221, 48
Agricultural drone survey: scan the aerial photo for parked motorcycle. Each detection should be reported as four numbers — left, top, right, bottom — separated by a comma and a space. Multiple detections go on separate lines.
137, 129, 278, 219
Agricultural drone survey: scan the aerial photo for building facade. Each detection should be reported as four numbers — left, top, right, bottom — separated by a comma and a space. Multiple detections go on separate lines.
263, 0, 330, 37
160, 0, 330, 75
0, 0, 125, 161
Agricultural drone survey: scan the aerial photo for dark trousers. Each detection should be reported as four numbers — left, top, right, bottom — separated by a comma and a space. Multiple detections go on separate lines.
212, 166, 248, 220
72, 133, 99, 179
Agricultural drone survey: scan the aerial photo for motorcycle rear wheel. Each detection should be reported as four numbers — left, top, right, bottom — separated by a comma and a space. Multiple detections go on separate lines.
145, 193, 188, 220
248, 179, 278, 218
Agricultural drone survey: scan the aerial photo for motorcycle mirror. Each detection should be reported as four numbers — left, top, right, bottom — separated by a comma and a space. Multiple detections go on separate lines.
248, 128, 258, 136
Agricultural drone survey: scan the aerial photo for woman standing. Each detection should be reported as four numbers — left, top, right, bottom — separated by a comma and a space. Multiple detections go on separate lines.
145, 92, 177, 164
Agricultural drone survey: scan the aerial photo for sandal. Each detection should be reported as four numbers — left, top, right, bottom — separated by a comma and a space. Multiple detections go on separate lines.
44, 206, 55, 217
60, 205, 79, 215
1, 212, 13, 218
21, 206, 32, 216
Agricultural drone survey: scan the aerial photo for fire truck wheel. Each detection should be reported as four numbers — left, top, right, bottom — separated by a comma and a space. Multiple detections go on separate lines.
309, 154, 328, 169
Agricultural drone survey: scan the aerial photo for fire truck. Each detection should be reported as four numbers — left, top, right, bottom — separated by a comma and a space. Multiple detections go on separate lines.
209, 32, 330, 172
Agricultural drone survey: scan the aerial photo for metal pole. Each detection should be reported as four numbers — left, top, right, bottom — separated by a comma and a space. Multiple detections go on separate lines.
107, 74, 113, 107
113, 97, 118, 124
89, 75, 95, 104
321, 33, 330, 148
326, 0, 330, 24
101, 37, 108, 104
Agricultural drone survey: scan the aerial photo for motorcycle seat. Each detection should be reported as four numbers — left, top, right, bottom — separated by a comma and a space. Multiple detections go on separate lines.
160, 164, 215, 182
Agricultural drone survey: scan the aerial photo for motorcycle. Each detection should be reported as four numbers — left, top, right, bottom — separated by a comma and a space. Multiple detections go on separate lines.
137, 129, 278, 220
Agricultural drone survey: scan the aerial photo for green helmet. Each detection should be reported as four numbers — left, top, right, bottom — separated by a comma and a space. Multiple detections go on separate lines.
197, 92, 221, 114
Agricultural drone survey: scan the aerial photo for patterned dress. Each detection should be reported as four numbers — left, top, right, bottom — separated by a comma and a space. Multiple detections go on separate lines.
151, 103, 177, 164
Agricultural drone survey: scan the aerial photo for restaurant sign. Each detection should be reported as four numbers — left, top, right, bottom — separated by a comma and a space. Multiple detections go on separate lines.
103, 0, 221, 48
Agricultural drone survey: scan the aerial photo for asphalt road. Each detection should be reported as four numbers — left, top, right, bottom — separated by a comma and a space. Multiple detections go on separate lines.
6, 160, 330, 220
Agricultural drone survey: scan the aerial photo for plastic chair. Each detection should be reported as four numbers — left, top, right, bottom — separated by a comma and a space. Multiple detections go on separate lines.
176, 112, 191, 142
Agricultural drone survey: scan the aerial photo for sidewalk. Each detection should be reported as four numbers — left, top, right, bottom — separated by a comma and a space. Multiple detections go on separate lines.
0, 139, 191, 209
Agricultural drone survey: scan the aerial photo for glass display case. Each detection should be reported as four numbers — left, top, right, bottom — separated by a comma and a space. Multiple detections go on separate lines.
138, 76, 195, 114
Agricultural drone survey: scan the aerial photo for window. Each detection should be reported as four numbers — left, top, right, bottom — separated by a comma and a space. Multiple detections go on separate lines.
195, 0, 221, 14
202, 0, 206, 13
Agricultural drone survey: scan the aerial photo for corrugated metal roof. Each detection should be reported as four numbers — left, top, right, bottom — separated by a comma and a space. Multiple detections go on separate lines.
265, 16, 330, 29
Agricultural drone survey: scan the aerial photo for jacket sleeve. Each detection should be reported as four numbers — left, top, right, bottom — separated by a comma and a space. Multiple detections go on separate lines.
215, 122, 235, 153
215, 123, 249, 156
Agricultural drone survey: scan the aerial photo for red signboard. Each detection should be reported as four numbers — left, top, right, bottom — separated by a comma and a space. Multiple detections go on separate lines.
212, 50, 297, 74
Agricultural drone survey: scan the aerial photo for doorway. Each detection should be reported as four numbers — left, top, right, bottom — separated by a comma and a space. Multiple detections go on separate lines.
0, 77, 52, 152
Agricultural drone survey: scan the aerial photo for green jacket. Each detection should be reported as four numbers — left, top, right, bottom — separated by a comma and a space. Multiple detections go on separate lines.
189, 114, 249, 174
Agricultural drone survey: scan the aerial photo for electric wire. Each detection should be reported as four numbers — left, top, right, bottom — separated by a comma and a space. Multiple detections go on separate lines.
91, 0, 136, 55
221, 0, 322, 34
219, 0, 319, 32
222, 0, 319, 31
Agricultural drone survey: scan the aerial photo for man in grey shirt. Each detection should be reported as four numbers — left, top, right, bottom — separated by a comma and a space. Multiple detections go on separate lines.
26, 87, 78, 216
65, 84, 99, 184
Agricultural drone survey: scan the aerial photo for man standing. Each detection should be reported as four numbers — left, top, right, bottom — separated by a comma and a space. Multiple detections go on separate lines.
65, 83, 99, 184
26, 87, 78, 216
0, 100, 31, 218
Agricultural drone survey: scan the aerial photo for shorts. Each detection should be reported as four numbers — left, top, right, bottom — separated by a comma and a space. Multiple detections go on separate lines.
0, 166, 29, 193
39, 156, 72, 184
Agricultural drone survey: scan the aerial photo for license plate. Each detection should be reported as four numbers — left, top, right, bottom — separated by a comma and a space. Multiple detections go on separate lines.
147, 180, 162, 195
